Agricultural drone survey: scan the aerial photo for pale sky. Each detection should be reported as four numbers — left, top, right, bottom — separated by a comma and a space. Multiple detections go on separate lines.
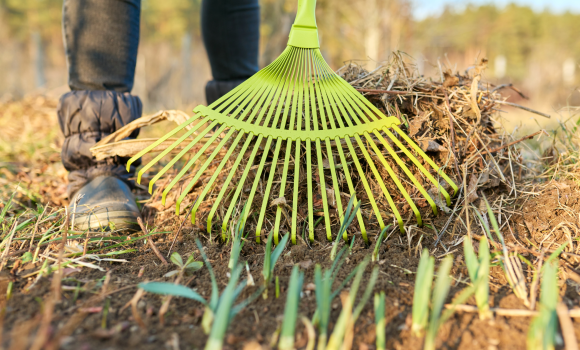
412, 0, 580, 19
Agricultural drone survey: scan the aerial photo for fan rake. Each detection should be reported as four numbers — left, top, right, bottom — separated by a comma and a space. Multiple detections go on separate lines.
127, 0, 457, 245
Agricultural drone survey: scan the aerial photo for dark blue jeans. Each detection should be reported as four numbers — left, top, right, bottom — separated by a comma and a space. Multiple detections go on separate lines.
59, 0, 260, 196
63, 0, 260, 93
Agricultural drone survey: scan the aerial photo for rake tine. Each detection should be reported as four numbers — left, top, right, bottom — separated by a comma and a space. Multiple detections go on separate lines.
254, 50, 301, 243
372, 131, 438, 214
324, 77, 421, 227
221, 135, 264, 234
386, 127, 456, 204
209, 47, 291, 111
206, 134, 255, 239
175, 128, 237, 215
127, 113, 204, 173
161, 122, 224, 206
273, 140, 293, 245
144, 119, 216, 192
188, 131, 246, 229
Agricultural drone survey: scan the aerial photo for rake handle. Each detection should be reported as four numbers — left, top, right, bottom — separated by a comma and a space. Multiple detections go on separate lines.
288, 0, 319, 48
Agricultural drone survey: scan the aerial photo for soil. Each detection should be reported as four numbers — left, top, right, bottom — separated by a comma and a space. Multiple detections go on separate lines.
2, 181, 580, 350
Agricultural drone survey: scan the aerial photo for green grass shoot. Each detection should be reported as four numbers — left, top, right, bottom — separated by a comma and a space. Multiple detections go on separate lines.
463, 236, 491, 319
278, 265, 304, 350
165, 251, 203, 278
326, 256, 378, 350
330, 195, 361, 261
374, 292, 386, 350
412, 249, 434, 336
476, 194, 529, 307
424, 255, 453, 350
527, 262, 559, 350
372, 224, 392, 262
262, 231, 289, 298
313, 246, 356, 350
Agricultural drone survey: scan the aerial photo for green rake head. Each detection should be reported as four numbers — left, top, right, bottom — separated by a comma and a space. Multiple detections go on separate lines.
127, 0, 458, 245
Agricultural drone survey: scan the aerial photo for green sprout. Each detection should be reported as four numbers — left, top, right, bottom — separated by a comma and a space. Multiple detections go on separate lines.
330, 196, 361, 261
423, 255, 477, 350
412, 249, 435, 336
424, 255, 454, 350
165, 251, 203, 278
313, 246, 357, 350
262, 231, 289, 299
326, 257, 378, 350
140, 239, 262, 350
374, 292, 386, 350
372, 225, 392, 262
463, 236, 491, 319
278, 265, 304, 350
527, 262, 559, 350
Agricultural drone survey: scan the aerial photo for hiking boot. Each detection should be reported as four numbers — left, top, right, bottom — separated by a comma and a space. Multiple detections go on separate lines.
70, 176, 141, 231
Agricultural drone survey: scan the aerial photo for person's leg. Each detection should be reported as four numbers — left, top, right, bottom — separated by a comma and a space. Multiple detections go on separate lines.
201, 0, 260, 105
59, 0, 142, 229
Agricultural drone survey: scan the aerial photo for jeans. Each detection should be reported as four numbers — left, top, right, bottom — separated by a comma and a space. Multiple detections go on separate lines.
59, 0, 260, 196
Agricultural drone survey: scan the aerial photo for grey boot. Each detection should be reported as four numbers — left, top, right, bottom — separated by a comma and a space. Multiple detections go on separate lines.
70, 176, 141, 231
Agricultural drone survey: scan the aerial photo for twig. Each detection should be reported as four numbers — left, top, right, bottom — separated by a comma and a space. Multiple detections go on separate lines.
557, 303, 579, 350
445, 304, 580, 318
485, 98, 551, 118
480, 130, 547, 155
70, 193, 84, 230
444, 89, 461, 177
30, 206, 48, 251
130, 288, 147, 330
167, 197, 197, 257
490, 83, 529, 99
355, 89, 409, 95
137, 217, 168, 265
433, 186, 464, 247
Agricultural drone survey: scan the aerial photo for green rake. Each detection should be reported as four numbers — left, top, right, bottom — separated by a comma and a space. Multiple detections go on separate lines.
127, 0, 458, 245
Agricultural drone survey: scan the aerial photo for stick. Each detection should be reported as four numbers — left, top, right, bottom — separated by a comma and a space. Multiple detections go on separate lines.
30, 206, 48, 251
479, 130, 547, 155
137, 217, 168, 265
490, 83, 529, 99
557, 303, 579, 350
167, 197, 198, 257
355, 89, 409, 95
445, 304, 580, 318
486, 98, 551, 118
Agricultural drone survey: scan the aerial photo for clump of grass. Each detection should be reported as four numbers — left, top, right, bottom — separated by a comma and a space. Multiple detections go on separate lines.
527, 262, 559, 350
140, 239, 262, 350
278, 265, 304, 350
412, 251, 477, 350
374, 291, 386, 350
474, 194, 530, 307
412, 249, 435, 336
424, 255, 454, 350
326, 256, 378, 350
313, 246, 358, 350
463, 236, 491, 319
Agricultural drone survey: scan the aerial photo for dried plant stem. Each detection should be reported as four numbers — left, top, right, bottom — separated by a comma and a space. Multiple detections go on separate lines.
137, 217, 168, 265
446, 304, 580, 318
557, 303, 579, 350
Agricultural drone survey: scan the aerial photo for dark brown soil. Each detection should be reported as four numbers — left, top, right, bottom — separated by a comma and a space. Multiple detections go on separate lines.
2, 181, 580, 350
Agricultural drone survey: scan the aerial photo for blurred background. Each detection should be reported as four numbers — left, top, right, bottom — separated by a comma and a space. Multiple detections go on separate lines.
1, 0, 580, 124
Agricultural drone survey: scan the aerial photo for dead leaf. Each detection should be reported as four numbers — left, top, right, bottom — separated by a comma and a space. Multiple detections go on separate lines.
465, 174, 479, 205
298, 259, 313, 269
443, 70, 459, 88
418, 140, 445, 152
270, 197, 287, 207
